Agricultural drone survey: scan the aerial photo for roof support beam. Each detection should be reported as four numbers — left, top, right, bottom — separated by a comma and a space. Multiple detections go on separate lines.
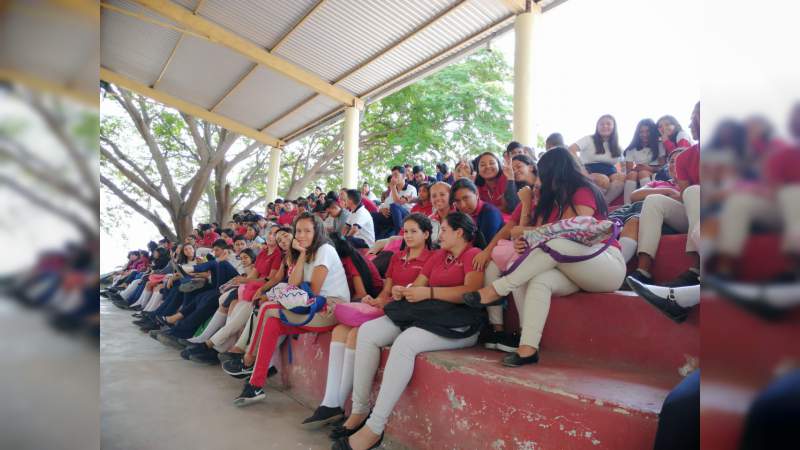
209, 0, 327, 112
260, 0, 469, 134
0, 69, 97, 107
129, 0, 359, 106
100, 67, 284, 148
152, 0, 205, 89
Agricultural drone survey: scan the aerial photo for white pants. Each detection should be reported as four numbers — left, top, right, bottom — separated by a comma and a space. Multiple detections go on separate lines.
351, 316, 478, 434
209, 300, 254, 352
638, 185, 700, 258
717, 185, 800, 256
131, 288, 152, 308
120, 278, 142, 301
143, 290, 163, 312
492, 239, 626, 348
484, 261, 526, 326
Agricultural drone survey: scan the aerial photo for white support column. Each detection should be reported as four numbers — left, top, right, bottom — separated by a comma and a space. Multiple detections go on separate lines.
266, 146, 282, 202
513, 2, 541, 146
342, 106, 360, 189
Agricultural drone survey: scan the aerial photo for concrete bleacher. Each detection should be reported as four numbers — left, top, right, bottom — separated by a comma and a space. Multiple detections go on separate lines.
272, 235, 700, 450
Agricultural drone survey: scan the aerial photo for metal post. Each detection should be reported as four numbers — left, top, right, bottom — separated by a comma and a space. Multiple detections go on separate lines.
342, 106, 360, 189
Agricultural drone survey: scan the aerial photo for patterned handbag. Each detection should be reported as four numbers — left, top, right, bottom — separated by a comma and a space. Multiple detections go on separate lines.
503, 217, 621, 275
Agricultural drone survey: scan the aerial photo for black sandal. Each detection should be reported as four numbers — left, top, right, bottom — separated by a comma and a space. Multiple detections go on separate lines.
329, 414, 368, 440
331, 432, 383, 450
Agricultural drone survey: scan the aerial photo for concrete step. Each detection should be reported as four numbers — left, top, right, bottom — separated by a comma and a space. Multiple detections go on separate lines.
277, 333, 679, 450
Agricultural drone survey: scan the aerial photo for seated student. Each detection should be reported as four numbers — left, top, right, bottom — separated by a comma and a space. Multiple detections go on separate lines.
410, 182, 433, 216
501, 154, 538, 213
336, 212, 485, 450
372, 166, 417, 240
627, 102, 701, 288
472, 166, 539, 352
103, 250, 145, 293
278, 200, 297, 226
232, 213, 350, 406
114, 247, 171, 308
134, 244, 198, 316
569, 114, 626, 203
343, 189, 375, 249
198, 223, 220, 249
325, 198, 351, 236
474, 152, 509, 213
435, 162, 455, 185
463, 147, 626, 367
657, 114, 694, 158
615, 149, 685, 266
545, 132, 565, 150
427, 181, 453, 244
411, 165, 436, 190
243, 224, 265, 249
214, 227, 295, 365
152, 239, 240, 347
361, 182, 379, 204
181, 226, 287, 363
319, 213, 435, 436
451, 178, 503, 246
454, 158, 476, 182
623, 119, 666, 204
301, 232, 389, 427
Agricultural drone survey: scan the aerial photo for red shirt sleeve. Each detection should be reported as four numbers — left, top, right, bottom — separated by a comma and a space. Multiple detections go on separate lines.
420, 250, 440, 280
675, 145, 700, 185
385, 252, 400, 281
460, 247, 484, 274
510, 203, 523, 223
572, 187, 598, 211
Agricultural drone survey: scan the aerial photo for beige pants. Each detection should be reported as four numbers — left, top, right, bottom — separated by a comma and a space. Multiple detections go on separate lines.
638, 185, 700, 258
209, 300, 254, 352
491, 239, 626, 348
717, 185, 800, 255
484, 261, 526, 326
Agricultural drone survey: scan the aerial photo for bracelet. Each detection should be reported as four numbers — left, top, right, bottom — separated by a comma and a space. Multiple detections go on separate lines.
430, 286, 434, 300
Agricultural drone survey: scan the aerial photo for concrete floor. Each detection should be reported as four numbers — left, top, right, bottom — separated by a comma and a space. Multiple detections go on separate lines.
100, 299, 336, 450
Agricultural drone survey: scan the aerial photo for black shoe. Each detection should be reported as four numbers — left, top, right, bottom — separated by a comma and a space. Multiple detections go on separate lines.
139, 321, 161, 332
463, 291, 504, 308
332, 432, 384, 450
330, 415, 369, 440
175, 337, 194, 348
223, 358, 254, 379
155, 331, 184, 349
483, 329, 502, 350
130, 305, 142, 311
189, 347, 220, 365
662, 269, 700, 288
233, 382, 265, 407
626, 277, 690, 323
619, 269, 654, 291
705, 275, 787, 321
496, 331, 521, 353
268, 366, 278, 378
302, 406, 345, 429
132, 312, 144, 318
217, 351, 243, 364
502, 351, 539, 367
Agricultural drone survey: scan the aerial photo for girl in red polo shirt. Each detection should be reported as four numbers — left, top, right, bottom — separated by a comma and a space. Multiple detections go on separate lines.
463, 148, 626, 368
338, 212, 484, 450
475, 152, 509, 213
306, 214, 434, 431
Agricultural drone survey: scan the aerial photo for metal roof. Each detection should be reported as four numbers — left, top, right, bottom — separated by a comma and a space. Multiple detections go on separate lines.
99, 0, 566, 147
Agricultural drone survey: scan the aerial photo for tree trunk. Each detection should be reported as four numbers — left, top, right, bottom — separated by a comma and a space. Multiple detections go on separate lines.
213, 163, 233, 225
206, 186, 217, 224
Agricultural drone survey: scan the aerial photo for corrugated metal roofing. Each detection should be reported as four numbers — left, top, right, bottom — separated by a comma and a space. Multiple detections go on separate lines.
99, 0, 567, 145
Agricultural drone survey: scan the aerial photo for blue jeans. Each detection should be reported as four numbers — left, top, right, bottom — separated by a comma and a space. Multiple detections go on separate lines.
170, 289, 220, 338
653, 369, 699, 450
372, 204, 409, 240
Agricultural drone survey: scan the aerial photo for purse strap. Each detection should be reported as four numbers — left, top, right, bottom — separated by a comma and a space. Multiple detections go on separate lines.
278, 296, 327, 327
502, 219, 621, 276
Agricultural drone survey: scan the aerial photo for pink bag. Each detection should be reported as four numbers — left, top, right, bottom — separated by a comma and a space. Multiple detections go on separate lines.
384, 238, 403, 253
490, 239, 519, 272
334, 302, 384, 327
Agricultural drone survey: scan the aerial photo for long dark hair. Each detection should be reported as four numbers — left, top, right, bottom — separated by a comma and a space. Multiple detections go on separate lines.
400, 213, 434, 251
656, 115, 684, 145
151, 247, 170, 271
625, 118, 660, 163
444, 211, 486, 249
533, 147, 607, 224
329, 232, 379, 297
177, 243, 195, 265
290, 212, 330, 262
592, 114, 622, 157
474, 152, 503, 186
709, 119, 747, 160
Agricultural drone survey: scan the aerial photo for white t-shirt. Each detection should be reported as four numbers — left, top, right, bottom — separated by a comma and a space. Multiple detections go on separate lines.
303, 243, 350, 301
624, 146, 664, 165
345, 205, 375, 247
573, 135, 622, 165
382, 184, 417, 211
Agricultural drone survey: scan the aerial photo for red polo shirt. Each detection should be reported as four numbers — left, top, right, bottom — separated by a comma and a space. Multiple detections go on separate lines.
385, 247, 433, 287
421, 246, 483, 287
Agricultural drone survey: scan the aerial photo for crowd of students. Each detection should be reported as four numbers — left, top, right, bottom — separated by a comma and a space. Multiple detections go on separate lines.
102, 102, 719, 450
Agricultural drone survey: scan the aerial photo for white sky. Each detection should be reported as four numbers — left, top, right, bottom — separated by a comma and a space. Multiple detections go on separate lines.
99, 0, 708, 272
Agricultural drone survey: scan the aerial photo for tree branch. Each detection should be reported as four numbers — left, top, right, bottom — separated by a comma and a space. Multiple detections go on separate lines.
100, 174, 177, 241
100, 145, 170, 208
